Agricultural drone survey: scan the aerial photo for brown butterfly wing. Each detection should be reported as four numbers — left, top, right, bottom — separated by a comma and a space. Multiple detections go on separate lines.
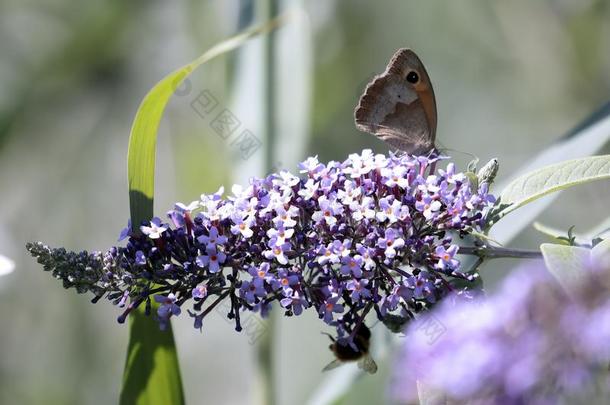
354, 48, 437, 154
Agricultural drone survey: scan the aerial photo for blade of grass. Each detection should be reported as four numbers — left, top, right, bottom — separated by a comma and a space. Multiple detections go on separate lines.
121, 13, 290, 405
128, 13, 291, 226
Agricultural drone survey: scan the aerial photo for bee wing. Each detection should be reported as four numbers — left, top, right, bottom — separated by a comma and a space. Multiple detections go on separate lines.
322, 359, 344, 372
357, 355, 378, 374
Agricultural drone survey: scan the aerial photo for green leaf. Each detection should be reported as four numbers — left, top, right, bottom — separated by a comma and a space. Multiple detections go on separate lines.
487, 108, 610, 244
540, 243, 591, 297
119, 309, 184, 405
121, 14, 288, 405
495, 155, 610, 219
533, 222, 588, 246
128, 14, 289, 227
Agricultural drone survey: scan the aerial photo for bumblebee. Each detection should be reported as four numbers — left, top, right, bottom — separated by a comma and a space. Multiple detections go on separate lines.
322, 323, 377, 374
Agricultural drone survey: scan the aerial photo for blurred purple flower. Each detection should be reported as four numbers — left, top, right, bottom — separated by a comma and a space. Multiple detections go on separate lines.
391, 258, 610, 404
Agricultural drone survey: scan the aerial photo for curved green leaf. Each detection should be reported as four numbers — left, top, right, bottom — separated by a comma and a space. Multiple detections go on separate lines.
533, 222, 571, 243
122, 14, 288, 405
488, 106, 610, 244
128, 14, 289, 227
532, 222, 588, 246
496, 155, 610, 219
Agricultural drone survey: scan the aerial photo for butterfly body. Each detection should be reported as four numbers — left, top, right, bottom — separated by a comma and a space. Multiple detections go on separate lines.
355, 48, 437, 154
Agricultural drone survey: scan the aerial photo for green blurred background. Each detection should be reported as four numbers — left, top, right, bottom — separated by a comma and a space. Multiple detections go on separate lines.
1, 0, 609, 404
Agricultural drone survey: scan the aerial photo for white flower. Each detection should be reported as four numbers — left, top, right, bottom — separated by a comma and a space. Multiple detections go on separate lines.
382, 166, 409, 188
273, 205, 300, 228
140, 218, 168, 239
351, 196, 376, 221
337, 180, 362, 206
175, 200, 199, 212
298, 179, 319, 200
230, 214, 254, 239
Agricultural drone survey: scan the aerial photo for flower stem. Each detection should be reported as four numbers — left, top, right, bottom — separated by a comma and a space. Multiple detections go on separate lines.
459, 246, 543, 259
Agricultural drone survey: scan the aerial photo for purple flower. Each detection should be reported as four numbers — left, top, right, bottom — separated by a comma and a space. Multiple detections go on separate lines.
331, 239, 352, 258
344, 150, 377, 178
346, 278, 371, 301
189, 310, 204, 331
266, 223, 294, 245
381, 165, 409, 188
263, 239, 290, 265
415, 195, 442, 220
298, 155, 324, 176
351, 196, 376, 221
320, 294, 345, 323
391, 262, 610, 403
230, 214, 254, 239
167, 209, 186, 228
357, 244, 377, 270
192, 284, 208, 299
155, 293, 181, 319
140, 217, 168, 239
275, 269, 300, 295
273, 170, 300, 191
340, 255, 364, 278
317, 244, 339, 265
29, 149, 497, 340
379, 281, 413, 316
376, 197, 403, 223
248, 263, 276, 286
435, 245, 459, 271
407, 272, 436, 301
337, 180, 362, 206
135, 250, 146, 266
280, 290, 308, 315
118, 219, 132, 241
196, 247, 226, 273
312, 195, 344, 226
197, 226, 228, 248
239, 278, 266, 304
272, 205, 299, 228
236, 197, 259, 221
378, 228, 405, 259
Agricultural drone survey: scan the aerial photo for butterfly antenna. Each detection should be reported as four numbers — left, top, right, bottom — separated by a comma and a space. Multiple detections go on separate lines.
439, 145, 478, 161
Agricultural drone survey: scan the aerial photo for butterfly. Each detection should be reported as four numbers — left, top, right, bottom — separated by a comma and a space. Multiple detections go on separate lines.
354, 48, 437, 155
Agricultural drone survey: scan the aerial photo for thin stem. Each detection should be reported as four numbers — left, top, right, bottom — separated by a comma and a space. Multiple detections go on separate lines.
458, 246, 542, 259
201, 289, 231, 318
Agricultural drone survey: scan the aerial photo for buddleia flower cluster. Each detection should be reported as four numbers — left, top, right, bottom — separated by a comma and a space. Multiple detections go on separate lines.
390, 251, 610, 404
27, 150, 495, 339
